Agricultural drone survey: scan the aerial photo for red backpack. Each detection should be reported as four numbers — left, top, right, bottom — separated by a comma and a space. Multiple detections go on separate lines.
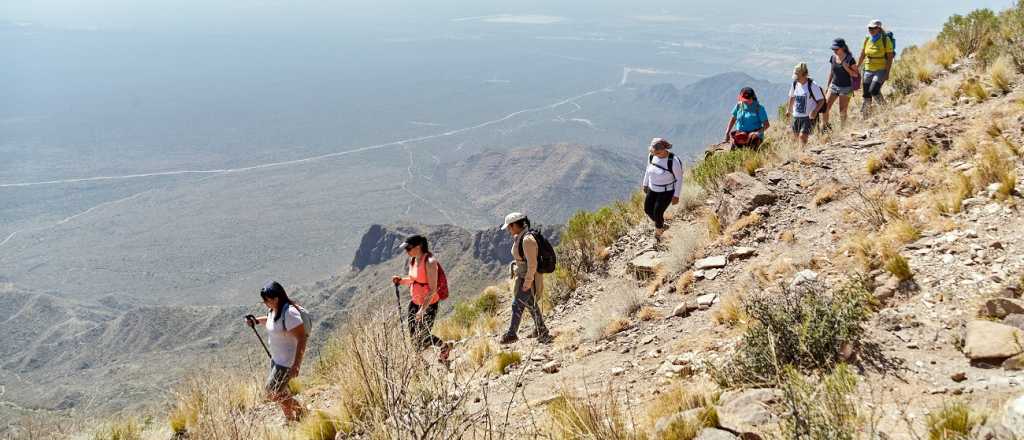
410, 256, 449, 300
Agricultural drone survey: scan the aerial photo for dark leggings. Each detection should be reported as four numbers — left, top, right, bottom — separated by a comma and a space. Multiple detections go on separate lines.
644, 189, 675, 229
407, 301, 443, 349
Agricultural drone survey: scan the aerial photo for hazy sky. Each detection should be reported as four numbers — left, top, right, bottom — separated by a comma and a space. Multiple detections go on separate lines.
3, 0, 1014, 32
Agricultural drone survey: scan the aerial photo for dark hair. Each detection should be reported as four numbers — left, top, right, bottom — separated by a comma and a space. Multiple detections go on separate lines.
260, 281, 293, 323
740, 87, 758, 102
512, 217, 531, 230
403, 235, 430, 255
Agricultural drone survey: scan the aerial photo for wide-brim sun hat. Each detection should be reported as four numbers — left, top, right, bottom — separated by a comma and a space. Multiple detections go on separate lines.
501, 212, 527, 230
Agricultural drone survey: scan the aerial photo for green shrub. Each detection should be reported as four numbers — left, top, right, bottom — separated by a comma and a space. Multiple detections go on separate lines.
492, 351, 522, 375
998, 1, 1024, 72
557, 193, 646, 288
926, 402, 986, 440
689, 148, 760, 191
938, 9, 999, 58
889, 45, 922, 96
779, 364, 860, 440
715, 279, 873, 386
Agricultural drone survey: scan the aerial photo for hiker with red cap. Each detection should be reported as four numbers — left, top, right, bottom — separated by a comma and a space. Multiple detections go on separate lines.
391, 235, 453, 364
724, 87, 770, 148
642, 138, 683, 240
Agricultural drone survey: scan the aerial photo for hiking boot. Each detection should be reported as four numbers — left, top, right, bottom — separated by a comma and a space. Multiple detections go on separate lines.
438, 342, 453, 368
536, 333, 555, 344
499, 333, 518, 345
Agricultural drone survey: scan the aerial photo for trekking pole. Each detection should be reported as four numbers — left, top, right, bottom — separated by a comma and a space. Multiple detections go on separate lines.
394, 283, 404, 325
245, 315, 272, 359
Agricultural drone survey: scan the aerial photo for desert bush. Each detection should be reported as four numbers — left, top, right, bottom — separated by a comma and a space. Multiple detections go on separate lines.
881, 249, 913, 281
938, 8, 999, 57
962, 77, 989, 102
643, 383, 720, 434
558, 194, 646, 285
778, 364, 860, 440
314, 315, 499, 439
990, 55, 1019, 94
926, 401, 986, 440
491, 351, 522, 375
928, 41, 961, 70
997, 1, 1024, 72
976, 144, 1015, 190
164, 371, 266, 440
890, 45, 925, 96
715, 280, 873, 386
689, 148, 761, 191
547, 390, 644, 440
91, 419, 142, 440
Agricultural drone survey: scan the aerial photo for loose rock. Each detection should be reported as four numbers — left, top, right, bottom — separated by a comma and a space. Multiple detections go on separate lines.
964, 320, 1024, 361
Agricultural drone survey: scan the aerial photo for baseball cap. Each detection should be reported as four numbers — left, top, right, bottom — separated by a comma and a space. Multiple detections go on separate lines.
738, 87, 757, 104
831, 38, 846, 50
501, 212, 527, 230
867, 19, 882, 28
650, 137, 672, 150
398, 234, 428, 251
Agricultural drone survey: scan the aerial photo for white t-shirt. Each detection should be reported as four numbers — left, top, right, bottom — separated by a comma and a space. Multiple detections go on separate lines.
265, 304, 304, 368
789, 80, 826, 118
642, 154, 684, 194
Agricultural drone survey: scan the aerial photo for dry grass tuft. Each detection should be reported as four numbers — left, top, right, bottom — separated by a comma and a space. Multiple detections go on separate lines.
882, 248, 913, 281
926, 401, 986, 440
882, 219, 922, 245
714, 289, 750, 328
492, 351, 522, 375
299, 410, 342, 440
866, 157, 883, 175
990, 55, 1018, 95
813, 183, 842, 206
602, 318, 632, 338
707, 213, 722, 237
546, 389, 643, 440
723, 213, 762, 238
637, 306, 661, 321
467, 338, 496, 368
933, 171, 975, 215
962, 76, 989, 102
675, 271, 696, 295
779, 230, 796, 244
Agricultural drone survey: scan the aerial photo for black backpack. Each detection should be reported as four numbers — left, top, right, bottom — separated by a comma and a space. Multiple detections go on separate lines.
517, 229, 557, 274
647, 153, 678, 190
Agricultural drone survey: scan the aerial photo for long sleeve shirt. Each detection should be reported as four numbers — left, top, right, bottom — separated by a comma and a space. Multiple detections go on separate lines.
642, 154, 684, 194
512, 233, 544, 294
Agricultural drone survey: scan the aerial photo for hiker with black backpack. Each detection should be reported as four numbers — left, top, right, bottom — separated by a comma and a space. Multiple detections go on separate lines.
857, 19, 896, 116
786, 63, 827, 146
724, 87, 770, 149
499, 212, 554, 345
243, 281, 308, 423
642, 138, 683, 240
822, 38, 860, 129
391, 235, 454, 364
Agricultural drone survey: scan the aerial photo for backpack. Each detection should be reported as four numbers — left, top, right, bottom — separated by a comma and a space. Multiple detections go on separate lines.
410, 256, 450, 300
516, 229, 557, 274
862, 32, 896, 62
285, 303, 313, 335
647, 153, 679, 190
791, 79, 827, 114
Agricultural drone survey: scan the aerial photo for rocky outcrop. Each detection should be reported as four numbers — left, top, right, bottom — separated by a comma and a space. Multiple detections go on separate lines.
715, 172, 777, 225
964, 320, 1024, 361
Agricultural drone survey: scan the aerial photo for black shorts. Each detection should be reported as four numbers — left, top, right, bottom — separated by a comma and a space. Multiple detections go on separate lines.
792, 117, 814, 135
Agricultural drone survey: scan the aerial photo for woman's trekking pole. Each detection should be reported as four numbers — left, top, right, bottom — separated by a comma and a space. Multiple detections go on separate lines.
394, 283, 404, 325
245, 315, 272, 359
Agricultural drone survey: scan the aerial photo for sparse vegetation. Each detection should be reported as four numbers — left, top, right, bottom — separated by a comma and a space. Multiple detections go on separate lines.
467, 338, 496, 368
558, 194, 647, 289
779, 364, 861, 440
934, 172, 975, 215
990, 55, 1019, 94
814, 183, 842, 206
92, 419, 142, 440
436, 286, 503, 341
492, 351, 522, 375
299, 410, 342, 440
926, 402, 986, 440
881, 248, 913, 281
962, 77, 989, 102
637, 306, 660, 321
706, 214, 722, 237
938, 8, 999, 58
546, 390, 643, 440
716, 280, 873, 386
866, 157, 882, 175
642, 383, 719, 436
722, 213, 762, 239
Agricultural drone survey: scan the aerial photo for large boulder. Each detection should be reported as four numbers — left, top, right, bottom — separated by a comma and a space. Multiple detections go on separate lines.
696, 428, 739, 440
964, 320, 1024, 361
716, 388, 782, 434
715, 172, 777, 225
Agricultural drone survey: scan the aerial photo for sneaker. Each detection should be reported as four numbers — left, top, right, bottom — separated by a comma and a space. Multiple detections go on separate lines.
499, 333, 518, 345
536, 333, 555, 344
438, 342, 453, 368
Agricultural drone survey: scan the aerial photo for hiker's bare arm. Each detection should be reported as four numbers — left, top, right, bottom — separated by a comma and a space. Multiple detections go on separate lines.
857, 50, 865, 68
785, 97, 794, 116
844, 61, 859, 76
289, 324, 307, 376
523, 236, 539, 290
392, 275, 412, 286
423, 258, 439, 305
827, 69, 833, 88
885, 52, 894, 72
724, 116, 736, 141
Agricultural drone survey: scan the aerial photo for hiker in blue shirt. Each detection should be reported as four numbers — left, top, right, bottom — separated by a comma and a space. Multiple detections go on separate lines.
724, 87, 770, 148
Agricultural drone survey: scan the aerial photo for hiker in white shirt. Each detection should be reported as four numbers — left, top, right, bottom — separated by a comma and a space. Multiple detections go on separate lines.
641, 138, 683, 240
786, 63, 827, 146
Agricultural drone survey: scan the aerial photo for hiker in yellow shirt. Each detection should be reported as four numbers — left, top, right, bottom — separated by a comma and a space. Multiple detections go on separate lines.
857, 19, 895, 116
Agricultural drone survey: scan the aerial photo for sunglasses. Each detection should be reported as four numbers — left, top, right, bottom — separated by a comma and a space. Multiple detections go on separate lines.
868, 26, 880, 30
